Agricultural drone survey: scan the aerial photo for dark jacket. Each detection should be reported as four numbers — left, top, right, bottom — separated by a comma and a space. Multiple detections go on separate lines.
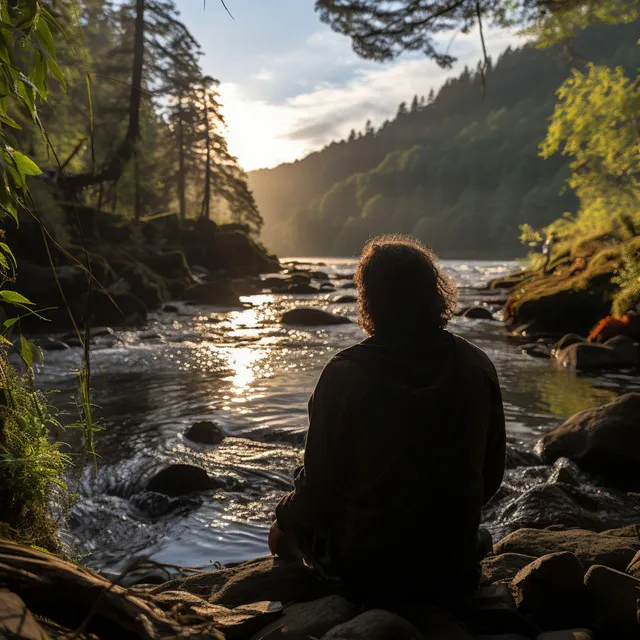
276, 330, 506, 602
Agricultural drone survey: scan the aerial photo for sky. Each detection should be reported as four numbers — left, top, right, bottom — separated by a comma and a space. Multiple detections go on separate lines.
177, 0, 526, 171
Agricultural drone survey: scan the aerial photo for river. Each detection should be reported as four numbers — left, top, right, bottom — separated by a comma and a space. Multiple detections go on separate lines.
34, 258, 640, 580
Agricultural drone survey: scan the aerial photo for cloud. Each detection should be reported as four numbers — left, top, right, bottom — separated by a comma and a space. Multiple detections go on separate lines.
218, 26, 528, 171
251, 69, 274, 81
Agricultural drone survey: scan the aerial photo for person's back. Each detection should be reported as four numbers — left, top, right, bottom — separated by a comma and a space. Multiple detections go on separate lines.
271, 235, 506, 606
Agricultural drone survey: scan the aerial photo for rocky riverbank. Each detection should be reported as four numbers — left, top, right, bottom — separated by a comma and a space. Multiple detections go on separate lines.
6, 208, 281, 333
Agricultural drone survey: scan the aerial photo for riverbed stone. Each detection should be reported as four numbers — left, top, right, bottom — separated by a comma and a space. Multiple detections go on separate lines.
521, 343, 552, 358
555, 341, 638, 371
322, 610, 428, 640
333, 295, 357, 304
288, 283, 320, 294
184, 421, 226, 445
553, 334, 586, 353
481, 554, 537, 585
512, 552, 586, 629
254, 595, 357, 639
494, 528, 640, 571
584, 565, 640, 637
281, 308, 352, 326
463, 306, 495, 320
146, 464, 219, 497
535, 393, 640, 489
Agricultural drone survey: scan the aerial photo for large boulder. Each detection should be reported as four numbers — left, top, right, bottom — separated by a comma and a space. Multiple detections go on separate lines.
494, 528, 640, 572
281, 309, 352, 326
322, 610, 426, 640
511, 552, 586, 629
183, 280, 241, 307
92, 291, 147, 327
584, 565, 640, 637
535, 393, 640, 489
146, 464, 219, 497
555, 341, 638, 371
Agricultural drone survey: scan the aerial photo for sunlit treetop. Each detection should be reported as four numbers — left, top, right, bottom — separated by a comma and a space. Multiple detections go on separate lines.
315, 0, 640, 66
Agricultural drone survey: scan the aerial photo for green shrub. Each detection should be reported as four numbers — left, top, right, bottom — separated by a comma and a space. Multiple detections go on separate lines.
0, 359, 69, 552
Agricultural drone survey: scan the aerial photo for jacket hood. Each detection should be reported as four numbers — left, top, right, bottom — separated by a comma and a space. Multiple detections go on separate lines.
335, 330, 458, 393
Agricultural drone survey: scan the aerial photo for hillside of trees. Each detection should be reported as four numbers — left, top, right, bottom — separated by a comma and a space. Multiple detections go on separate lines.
249, 21, 639, 259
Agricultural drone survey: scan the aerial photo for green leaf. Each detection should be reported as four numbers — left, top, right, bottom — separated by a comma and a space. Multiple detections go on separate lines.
35, 17, 55, 57
47, 58, 65, 91
0, 334, 11, 346
19, 335, 42, 367
0, 242, 17, 267
0, 253, 9, 270
0, 113, 21, 129
3, 317, 18, 329
0, 290, 34, 305
13, 151, 41, 176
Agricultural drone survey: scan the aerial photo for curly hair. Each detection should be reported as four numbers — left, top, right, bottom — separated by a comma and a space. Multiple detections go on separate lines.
355, 235, 458, 336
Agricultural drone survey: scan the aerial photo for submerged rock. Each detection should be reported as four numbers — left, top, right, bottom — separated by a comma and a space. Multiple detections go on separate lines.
512, 552, 586, 630
288, 283, 320, 294
553, 333, 586, 353
146, 464, 219, 497
535, 393, 640, 489
130, 490, 203, 517
184, 421, 226, 445
462, 306, 495, 320
281, 308, 352, 326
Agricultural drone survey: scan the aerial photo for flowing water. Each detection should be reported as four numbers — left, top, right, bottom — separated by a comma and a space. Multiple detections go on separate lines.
35, 259, 640, 579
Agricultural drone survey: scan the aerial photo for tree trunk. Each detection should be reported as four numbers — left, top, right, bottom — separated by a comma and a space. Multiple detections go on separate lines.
177, 96, 186, 223
134, 148, 141, 221
57, 0, 146, 194
201, 92, 212, 220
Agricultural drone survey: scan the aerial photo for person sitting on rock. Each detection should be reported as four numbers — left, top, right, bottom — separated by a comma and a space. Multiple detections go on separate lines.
269, 234, 506, 608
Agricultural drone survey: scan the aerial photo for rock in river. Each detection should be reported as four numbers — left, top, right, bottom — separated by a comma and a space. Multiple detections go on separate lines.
462, 306, 495, 320
183, 280, 241, 307
535, 393, 640, 489
184, 421, 226, 445
146, 464, 219, 497
281, 308, 352, 326
555, 340, 638, 371
333, 295, 357, 304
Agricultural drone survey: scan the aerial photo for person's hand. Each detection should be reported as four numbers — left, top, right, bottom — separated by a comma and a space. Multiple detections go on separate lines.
268, 520, 285, 556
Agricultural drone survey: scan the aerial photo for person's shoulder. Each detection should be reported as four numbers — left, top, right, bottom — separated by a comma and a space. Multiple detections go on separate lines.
449, 332, 499, 384
321, 343, 371, 380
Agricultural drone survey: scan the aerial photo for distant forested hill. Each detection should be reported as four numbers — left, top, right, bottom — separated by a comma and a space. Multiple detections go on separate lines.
248, 22, 639, 259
